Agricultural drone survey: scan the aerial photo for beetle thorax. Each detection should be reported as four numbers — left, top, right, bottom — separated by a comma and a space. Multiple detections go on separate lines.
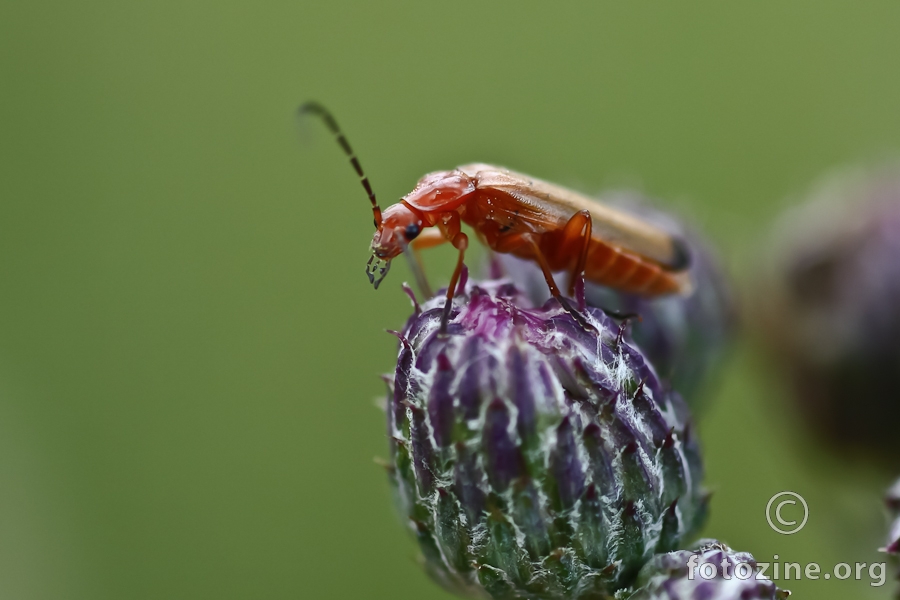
402, 170, 477, 213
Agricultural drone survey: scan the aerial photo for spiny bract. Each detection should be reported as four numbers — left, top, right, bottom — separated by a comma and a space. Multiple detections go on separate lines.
385, 279, 707, 599
617, 540, 790, 600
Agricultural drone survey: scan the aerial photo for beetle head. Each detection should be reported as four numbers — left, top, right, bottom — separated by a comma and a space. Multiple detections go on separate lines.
367, 203, 425, 289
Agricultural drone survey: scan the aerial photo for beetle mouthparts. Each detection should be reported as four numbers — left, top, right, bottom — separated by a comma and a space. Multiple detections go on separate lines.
366, 255, 392, 289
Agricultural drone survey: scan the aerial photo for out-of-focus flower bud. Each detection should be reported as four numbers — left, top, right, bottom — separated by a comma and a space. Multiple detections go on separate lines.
497, 189, 735, 407
618, 540, 790, 599
884, 478, 900, 594
760, 168, 900, 466
385, 279, 707, 599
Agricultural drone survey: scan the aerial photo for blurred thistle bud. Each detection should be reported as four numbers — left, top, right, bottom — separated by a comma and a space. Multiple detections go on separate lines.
618, 540, 790, 599
384, 278, 707, 599
497, 189, 735, 406
884, 478, 900, 592
760, 167, 900, 466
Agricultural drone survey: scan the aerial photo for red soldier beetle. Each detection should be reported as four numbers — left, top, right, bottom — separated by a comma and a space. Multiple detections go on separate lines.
300, 102, 692, 333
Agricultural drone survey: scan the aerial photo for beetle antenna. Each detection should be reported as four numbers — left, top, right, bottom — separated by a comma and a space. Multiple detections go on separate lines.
299, 101, 383, 228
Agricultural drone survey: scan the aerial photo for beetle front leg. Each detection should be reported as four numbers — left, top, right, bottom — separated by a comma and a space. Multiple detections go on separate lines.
432, 212, 469, 334
410, 228, 450, 251
439, 230, 469, 334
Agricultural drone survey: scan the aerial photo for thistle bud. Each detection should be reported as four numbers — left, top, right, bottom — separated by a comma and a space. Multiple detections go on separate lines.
760, 168, 900, 466
618, 540, 790, 599
885, 478, 900, 594
385, 279, 707, 599
497, 190, 735, 405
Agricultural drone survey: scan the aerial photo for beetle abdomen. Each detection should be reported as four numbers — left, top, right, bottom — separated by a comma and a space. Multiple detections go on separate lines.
581, 239, 686, 295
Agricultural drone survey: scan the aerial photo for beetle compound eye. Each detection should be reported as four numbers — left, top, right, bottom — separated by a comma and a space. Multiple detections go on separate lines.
404, 224, 421, 241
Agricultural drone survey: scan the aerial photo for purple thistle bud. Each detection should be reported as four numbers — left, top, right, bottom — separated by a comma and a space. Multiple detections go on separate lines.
618, 540, 790, 599
760, 168, 900, 466
884, 478, 900, 595
385, 279, 707, 599
497, 189, 735, 405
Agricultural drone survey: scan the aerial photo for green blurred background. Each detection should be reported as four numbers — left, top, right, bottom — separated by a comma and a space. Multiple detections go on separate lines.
1, 1, 898, 598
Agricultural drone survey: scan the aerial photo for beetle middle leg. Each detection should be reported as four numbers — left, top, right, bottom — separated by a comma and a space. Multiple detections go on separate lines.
551, 209, 593, 297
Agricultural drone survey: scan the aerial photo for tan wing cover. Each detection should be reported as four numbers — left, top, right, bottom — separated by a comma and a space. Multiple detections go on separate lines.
457, 163, 686, 270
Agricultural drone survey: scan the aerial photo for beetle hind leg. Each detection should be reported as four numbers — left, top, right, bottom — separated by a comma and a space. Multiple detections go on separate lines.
518, 233, 595, 332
